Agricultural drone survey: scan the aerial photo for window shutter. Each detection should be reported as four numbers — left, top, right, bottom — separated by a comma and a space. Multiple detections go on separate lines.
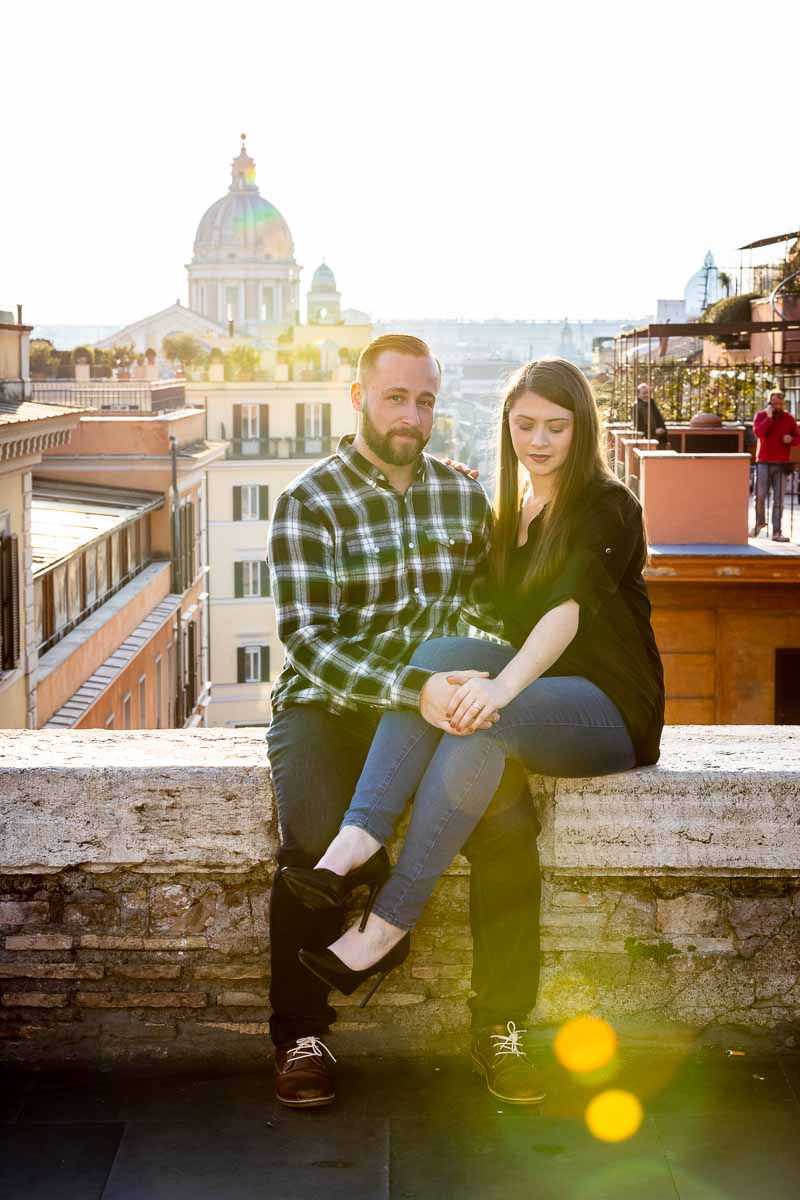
232, 404, 242, 439
237, 647, 246, 683
259, 485, 269, 520
259, 404, 270, 442
234, 562, 243, 598
1, 533, 21, 672
233, 486, 242, 521
260, 561, 270, 597
296, 403, 305, 448
260, 646, 270, 682
322, 404, 331, 439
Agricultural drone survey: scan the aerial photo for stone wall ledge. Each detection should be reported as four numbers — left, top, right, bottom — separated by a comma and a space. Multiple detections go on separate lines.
1, 726, 798, 876
2, 726, 800, 1064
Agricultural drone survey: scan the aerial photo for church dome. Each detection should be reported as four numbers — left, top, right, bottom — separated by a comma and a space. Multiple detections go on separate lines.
192, 136, 295, 264
311, 261, 337, 291
684, 250, 724, 317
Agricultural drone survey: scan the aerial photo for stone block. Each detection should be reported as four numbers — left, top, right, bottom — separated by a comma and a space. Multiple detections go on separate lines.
75, 992, 207, 1008
5, 934, 73, 950
198, 1021, 269, 1037
549, 889, 607, 910
79, 935, 206, 950
605, 893, 657, 936
63, 890, 118, 930
111, 965, 181, 980
2, 993, 68, 1007
193, 964, 266, 980
216, 990, 269, 1006
656, 894, 727, 937
149, 883, 218, 935
728, 897, 789, 944
0, 901, 49, 925
0, 963, 103, 979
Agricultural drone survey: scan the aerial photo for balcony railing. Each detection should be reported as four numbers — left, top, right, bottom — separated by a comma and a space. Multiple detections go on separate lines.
30, 381, 186, 413
225, 436, 336, 460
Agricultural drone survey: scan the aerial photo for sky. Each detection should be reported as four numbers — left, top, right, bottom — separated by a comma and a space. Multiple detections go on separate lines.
3, 0, 798, 327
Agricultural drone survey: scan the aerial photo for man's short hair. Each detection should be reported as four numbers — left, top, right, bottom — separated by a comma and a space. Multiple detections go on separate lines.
769, 389, 785, 399
357, 333, 441, 383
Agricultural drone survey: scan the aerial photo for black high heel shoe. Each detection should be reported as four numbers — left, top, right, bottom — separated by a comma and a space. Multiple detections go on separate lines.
281, 846, 390, 933
298, 933, 411, 1008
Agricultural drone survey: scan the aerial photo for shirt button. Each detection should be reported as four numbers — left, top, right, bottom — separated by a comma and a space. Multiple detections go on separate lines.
449, 538, 455, 545
408, 541, 414, 549
414, 587, 420, 594
605, 547, 612, 554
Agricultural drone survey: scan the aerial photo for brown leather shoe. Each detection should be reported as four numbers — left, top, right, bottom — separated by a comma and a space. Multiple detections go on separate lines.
274, 1036, 336, 1108
471, 1021, 546, 1105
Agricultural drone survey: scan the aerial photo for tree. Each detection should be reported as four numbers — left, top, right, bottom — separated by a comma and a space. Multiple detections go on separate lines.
226, 343, 261, 379
108, 343, 137, 369
71, 345, 93, 364
29, 339, 56, 377
162, 335, 203, 371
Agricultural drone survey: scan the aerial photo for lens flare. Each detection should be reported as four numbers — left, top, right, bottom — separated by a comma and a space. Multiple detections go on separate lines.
554, 1016, 618, 1074
585, 1089, 643, 1143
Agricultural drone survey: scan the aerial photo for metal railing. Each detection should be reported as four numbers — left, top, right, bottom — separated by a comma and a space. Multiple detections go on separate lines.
30, 380, 186, 413
225, 436, 336, 460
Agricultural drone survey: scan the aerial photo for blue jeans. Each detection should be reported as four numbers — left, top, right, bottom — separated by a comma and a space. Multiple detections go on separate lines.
341, 637, 636, 930
755, 462, 786, 533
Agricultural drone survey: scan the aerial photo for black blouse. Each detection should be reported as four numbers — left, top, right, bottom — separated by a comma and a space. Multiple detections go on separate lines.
492, 475, 665, 765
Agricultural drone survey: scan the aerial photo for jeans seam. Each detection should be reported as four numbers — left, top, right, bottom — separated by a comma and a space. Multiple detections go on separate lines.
343, 723, 437, 842
376, 734, 499, 926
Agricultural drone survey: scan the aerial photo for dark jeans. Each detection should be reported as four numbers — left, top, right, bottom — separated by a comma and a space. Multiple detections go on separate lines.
266, 702, 541, 1046
755, 462, 787, 533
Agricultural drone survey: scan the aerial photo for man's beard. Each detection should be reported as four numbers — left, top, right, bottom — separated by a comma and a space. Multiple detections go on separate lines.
361, 404, 428, 466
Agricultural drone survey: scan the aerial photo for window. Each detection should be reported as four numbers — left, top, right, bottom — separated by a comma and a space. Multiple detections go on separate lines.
67, 555, 82, 623
238, 644, 270, 683
226, 285, 238, 321
122, 692, 132, 729
179, 500, 196, 589
110, 532, 120, 588
96, 538, 108, 599
0, 529, 21, 673
52, 564, 67, 635
167, 639, 176, 727
242, 405, 259, 439
242, 484, 259, 520
260, 287, 273, 321
305, 403, 323, 439
85, 545, 97, 608
155, 655, 163, 728
34, 577, 44, 649
104, 713, 115, 729
138, 674, 146, 726
234, 560, 270, 598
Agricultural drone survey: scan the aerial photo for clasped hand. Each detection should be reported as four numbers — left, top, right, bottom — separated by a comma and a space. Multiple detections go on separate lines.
419, 670, 509, 735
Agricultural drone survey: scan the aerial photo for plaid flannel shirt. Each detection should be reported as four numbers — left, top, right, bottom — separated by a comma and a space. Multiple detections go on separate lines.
268, 434, 501, 715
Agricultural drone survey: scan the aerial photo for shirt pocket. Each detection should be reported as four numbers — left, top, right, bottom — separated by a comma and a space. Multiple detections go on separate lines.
423, 525, 474, 594
339, 531, 403, 606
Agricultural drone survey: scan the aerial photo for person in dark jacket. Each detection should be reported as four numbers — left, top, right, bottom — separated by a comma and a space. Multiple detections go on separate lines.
752, 390, 800, 541
634, 382, 669, 448
285, 358, 665, 1103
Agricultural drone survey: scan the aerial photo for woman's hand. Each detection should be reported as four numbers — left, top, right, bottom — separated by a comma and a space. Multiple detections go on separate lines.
442, 457, 480, 480
420, 670, 497, 733
446, 672, 512, 733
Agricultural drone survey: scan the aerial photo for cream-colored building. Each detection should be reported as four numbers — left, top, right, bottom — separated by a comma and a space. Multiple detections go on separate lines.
0, 312, 82, 727
189, 378, 357, 726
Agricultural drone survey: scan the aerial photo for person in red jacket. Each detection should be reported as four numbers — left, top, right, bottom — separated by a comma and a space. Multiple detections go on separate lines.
752, 390, 800, 542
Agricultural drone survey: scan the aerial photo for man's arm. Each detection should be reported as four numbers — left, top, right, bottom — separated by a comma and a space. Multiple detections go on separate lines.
458, 499, 505, 638
268, 492, 433, 710
753, 409, 773, 437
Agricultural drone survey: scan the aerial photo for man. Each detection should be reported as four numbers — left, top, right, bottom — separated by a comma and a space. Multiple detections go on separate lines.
634, 382, 669, 449
752, 390, 800, 542
266, 334, 543, 1108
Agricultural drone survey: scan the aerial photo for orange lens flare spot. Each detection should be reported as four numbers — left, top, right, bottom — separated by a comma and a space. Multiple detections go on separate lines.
554, 1016, 618, 1074
585, 1089, 644, 1143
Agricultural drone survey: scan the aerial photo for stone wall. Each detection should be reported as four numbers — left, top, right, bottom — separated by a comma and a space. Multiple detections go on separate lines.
1, 727, 799, 1065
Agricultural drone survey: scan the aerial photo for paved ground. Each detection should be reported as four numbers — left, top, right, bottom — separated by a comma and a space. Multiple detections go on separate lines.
2, 1049, 800, 1198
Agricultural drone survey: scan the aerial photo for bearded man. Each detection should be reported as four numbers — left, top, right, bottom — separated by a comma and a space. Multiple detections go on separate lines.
265, 334, 543, 1108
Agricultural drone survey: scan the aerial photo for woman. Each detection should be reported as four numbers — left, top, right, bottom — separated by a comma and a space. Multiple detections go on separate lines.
282, 357, 664, 1005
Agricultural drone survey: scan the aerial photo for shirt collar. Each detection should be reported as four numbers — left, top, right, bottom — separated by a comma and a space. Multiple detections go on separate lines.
336, 433, 429, 488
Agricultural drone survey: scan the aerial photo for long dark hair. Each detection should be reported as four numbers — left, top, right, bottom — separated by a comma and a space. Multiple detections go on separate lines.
488, 357, 617, 590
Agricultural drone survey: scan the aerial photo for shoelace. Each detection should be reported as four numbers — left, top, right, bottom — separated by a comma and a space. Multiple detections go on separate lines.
490, 1020, 528, 1059
286, 1036, 337, 1066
